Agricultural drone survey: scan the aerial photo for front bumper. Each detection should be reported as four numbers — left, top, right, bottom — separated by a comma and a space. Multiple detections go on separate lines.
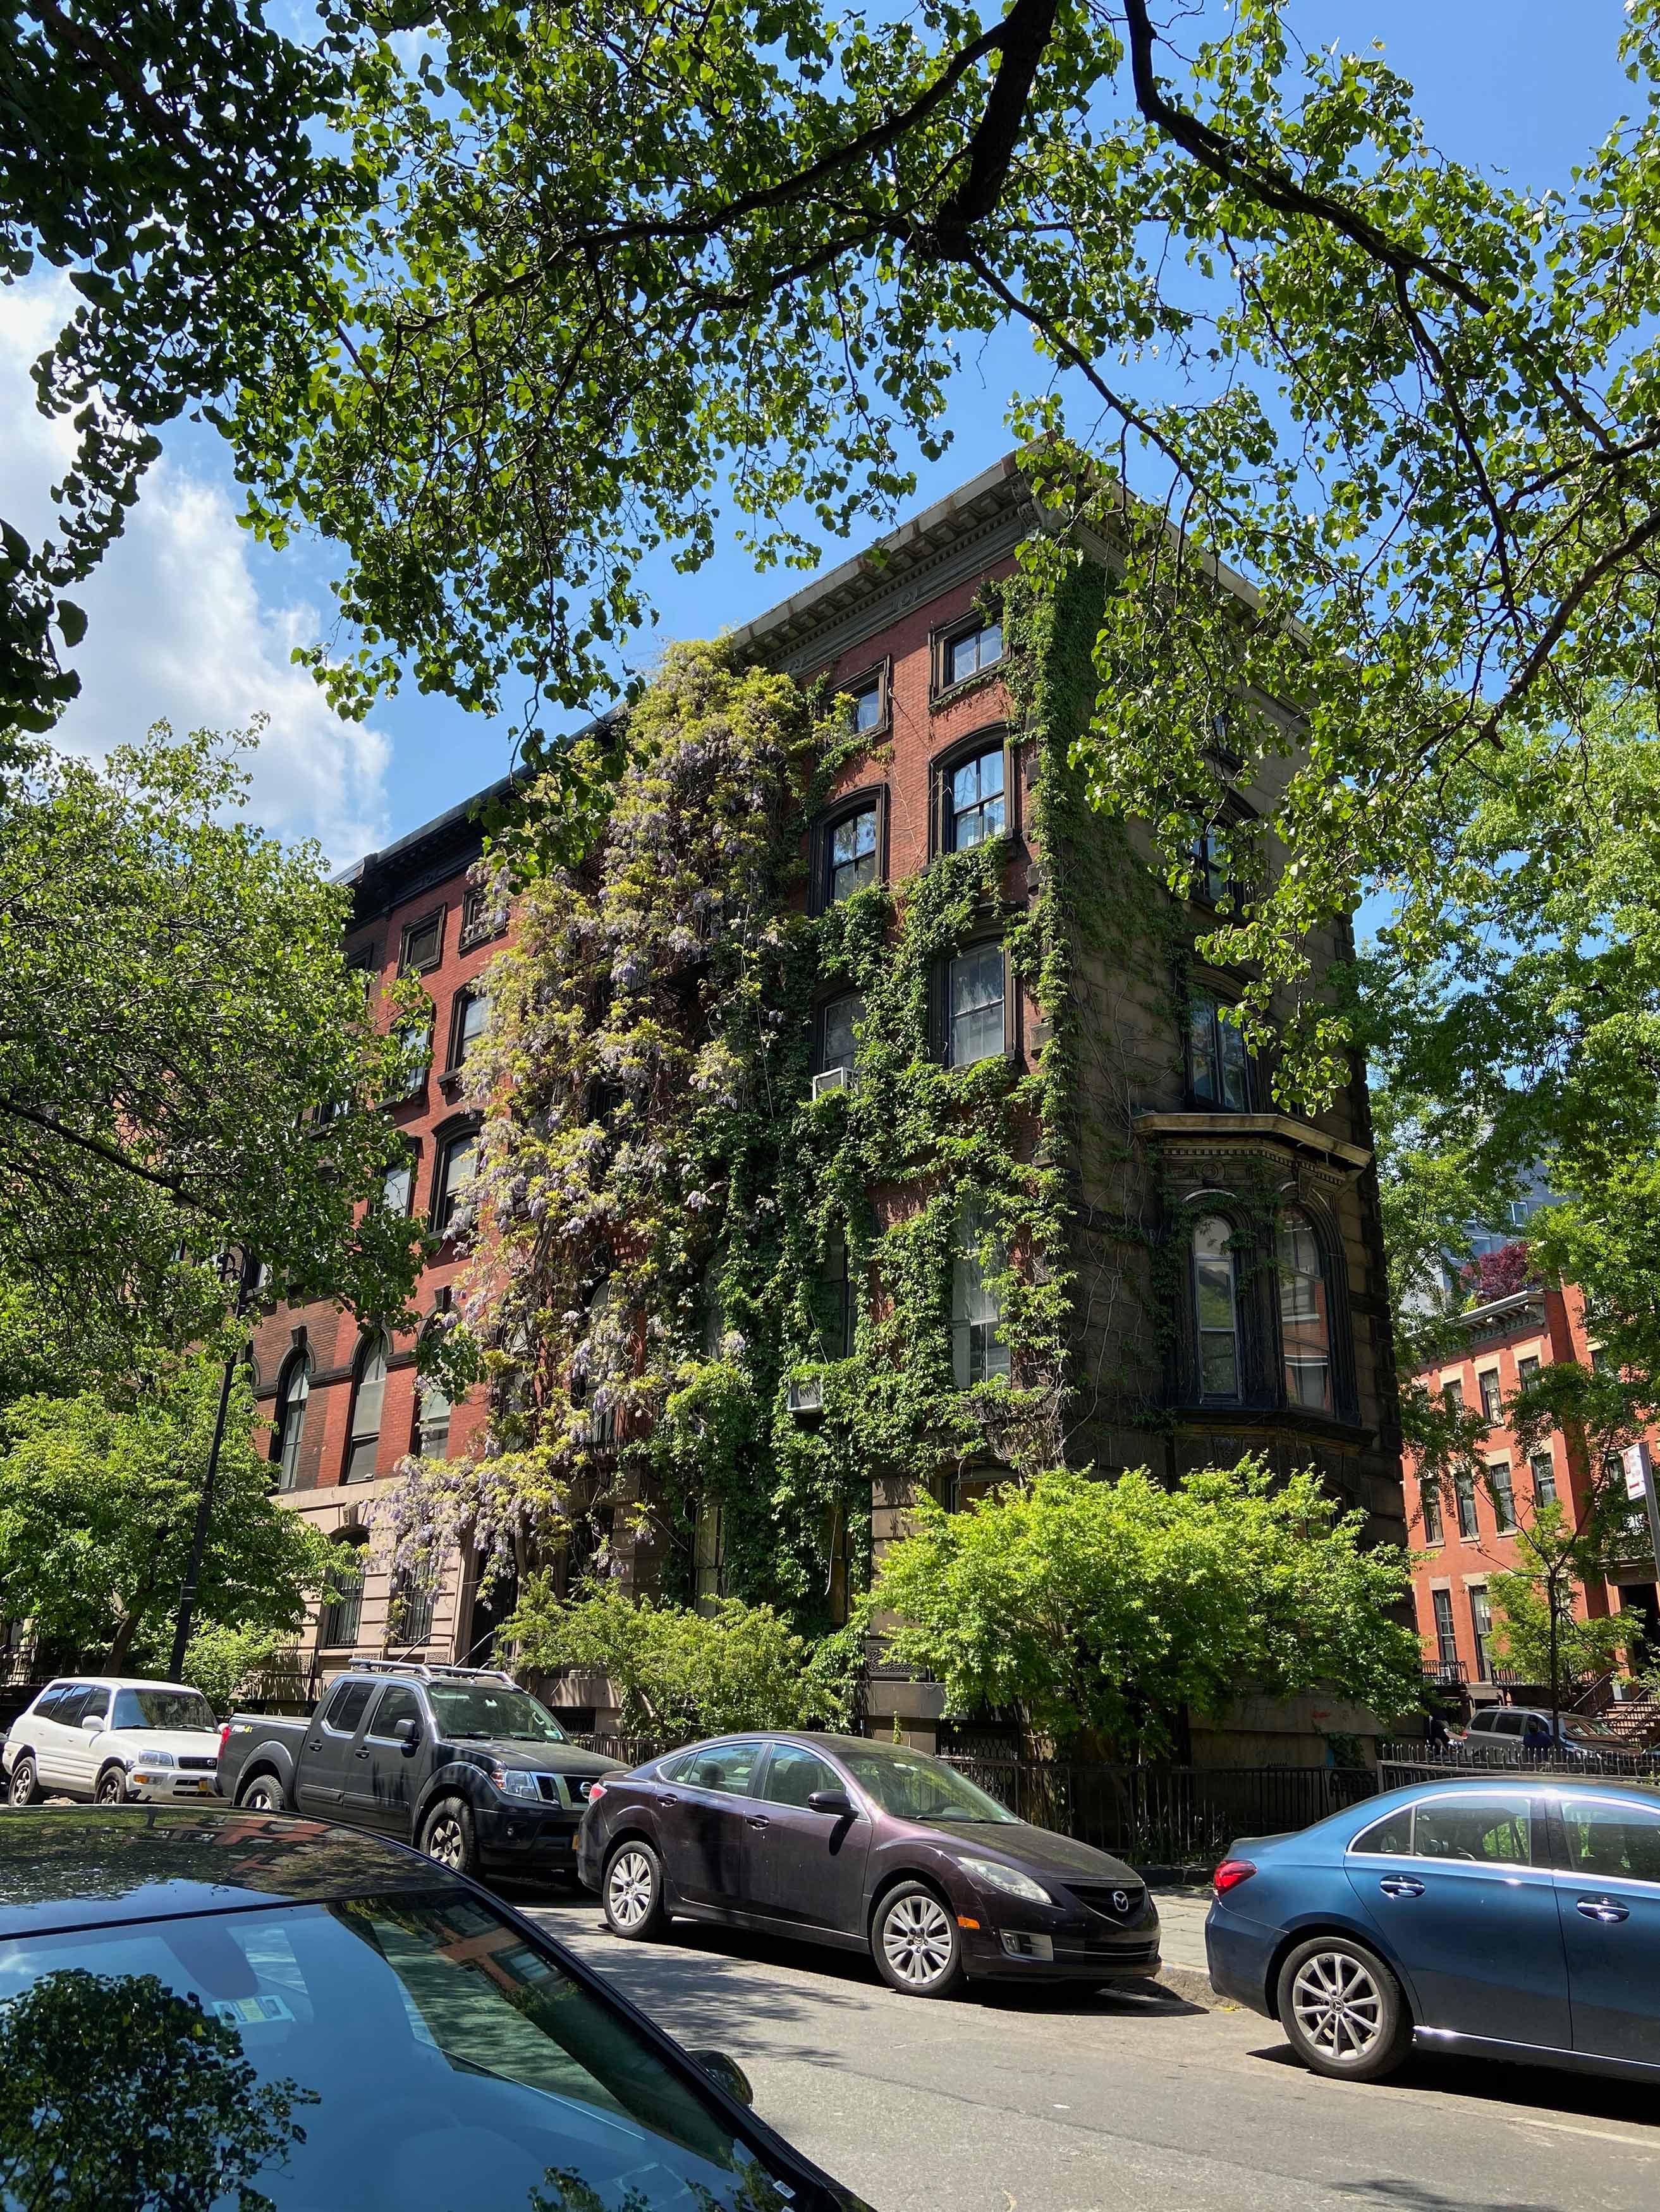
124, 1768, 221, 1803
475, 1802, 583, 1870
958, 1893, 1163, 1983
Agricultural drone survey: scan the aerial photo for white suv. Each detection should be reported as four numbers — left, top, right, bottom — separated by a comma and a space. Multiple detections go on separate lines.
3, 1677, 223, 1805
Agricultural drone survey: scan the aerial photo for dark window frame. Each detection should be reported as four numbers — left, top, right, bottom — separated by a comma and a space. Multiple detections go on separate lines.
1186, 980, 1255, 1111
445, 983, 491, 1074
458, 880, 506, 952
836, 658, 889, 738
319, 1543, 370, 1655
399, 906, 447, 975
937, 936, 1015, 1069
344, 1328, 391, 1483
931, 727, 1016, 858
381, 1143, 418, 1218
931, 609, 1005, 698
1420, 1480, 1444, 1546
431, 1117, 482, 1237
272, 1349, 314, 1492
809, 786, 888, 916
813, 987, 865, 1083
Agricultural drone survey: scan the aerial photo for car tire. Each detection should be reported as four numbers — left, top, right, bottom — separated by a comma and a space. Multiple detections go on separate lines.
602, 1840, 670, 1940
421, 1795, 479, 1879
95, 1765, 128, 1805
871, 1881, 967, 2000
8, 1754, 37, 1808
237, 1772, 286, 1813
1276, 1935, 1413, 2082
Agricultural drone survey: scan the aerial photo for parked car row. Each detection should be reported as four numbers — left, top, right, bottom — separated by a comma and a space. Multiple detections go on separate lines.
1446, 1705, 1643, 1766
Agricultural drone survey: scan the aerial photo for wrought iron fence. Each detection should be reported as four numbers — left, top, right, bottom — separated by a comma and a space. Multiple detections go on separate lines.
1378, 1746, 1660, 1784
939, 1756, 1377, 1866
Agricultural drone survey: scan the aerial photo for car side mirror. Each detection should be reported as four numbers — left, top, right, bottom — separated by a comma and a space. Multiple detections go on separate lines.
394, 1718, 420, 1749
80, 1713, 104, 1733
690, 2050, 754, 2107
806, 1788, 853, 1818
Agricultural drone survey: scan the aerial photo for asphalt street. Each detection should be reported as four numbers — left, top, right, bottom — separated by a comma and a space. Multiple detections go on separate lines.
523, 1888, 1660, 2212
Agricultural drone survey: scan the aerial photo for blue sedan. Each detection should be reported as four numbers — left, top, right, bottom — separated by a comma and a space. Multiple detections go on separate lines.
1206, 1777, 1660, 2084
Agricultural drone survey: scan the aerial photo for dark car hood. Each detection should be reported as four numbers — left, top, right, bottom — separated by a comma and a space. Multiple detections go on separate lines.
467, 1740, 624, 1775
926, 1820, 1143, 1885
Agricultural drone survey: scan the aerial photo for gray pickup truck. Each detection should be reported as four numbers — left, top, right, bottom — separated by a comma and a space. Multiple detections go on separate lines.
217, 1662, 625, 1881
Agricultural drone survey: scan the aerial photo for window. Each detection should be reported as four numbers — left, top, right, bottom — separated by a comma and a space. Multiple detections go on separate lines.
1192, 1215, 1241, 1403
846, 671, 884, 733
1479, 1369, 1502, 1423
389, 1569, 436, 1648
693, 1499, 725, 1616
1420, 1481, 1444, 1545
434, 1129, 479, 1235
345, 1330, 389, 1482
1530, 1448, 1558, 1509
825, 801, 879, 904
700, 1257, 726, 1359
1489, 1460, 1517, 1533
952, 1203, 1010, 1388
814, 1229, 856, 1361
1277, 1207, 1332, 1412
1432, 1586, 1458, 1666
1518, 1354, 1541, 1386
381, 1150, 415, 1217
1454, 1468, 1479, 1541
415, 1370, 452, 1460
320, 1672, 373, 1729
760, 1744, 845, 1808
367, 1684, 423, 1739
1443, 1376, 1465, 1411
946, 942, 1006, 1067
1189, 993, 1250, 1110
817, 991, 863, 1083
941, 614, 1003, 689
943, 743, 1006, 851
1190, 825, 1230, 907
391, 1011, 432, 1101
400, 909, 444, 973
81, 1687, 109, 1726
1469, 1585, 1494, 1680
272, 1351, 312, 1492
319, 1548, 369, 1655
680, 1741, 764, 1796
458, 880, 505, 951
1414, 1795, 1532, 1864
448, 988, 490, 1071
1350, 1810, 1413, 1856
1559, 1796, 1660, 1884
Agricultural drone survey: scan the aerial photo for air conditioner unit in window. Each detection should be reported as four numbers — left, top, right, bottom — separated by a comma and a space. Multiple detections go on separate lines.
787, 1377, 824, 1417
810, 1065, 850, 1100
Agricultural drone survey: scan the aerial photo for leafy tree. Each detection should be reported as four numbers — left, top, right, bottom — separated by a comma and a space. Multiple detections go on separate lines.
0, 1968, 312, 2212
1489, 1543, 1627, 1727
0, 724, 429, 1376
503, 1585, 859, 1739
874, 1462, 1422, 1756
0, 1358, 336, 1669
178, 1621, 294, 1715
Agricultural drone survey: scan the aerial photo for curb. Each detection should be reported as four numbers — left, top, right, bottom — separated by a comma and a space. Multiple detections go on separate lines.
1152, 1962, 1215, 2007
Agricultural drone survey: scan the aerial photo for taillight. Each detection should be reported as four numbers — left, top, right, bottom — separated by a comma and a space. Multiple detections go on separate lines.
584, 1782, 607, 1806
218, 1723, 230, 1756
1213, 1858, 1256, 1895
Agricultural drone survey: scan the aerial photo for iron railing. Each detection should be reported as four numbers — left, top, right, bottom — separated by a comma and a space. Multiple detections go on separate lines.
1378, 1743, 1660, 1781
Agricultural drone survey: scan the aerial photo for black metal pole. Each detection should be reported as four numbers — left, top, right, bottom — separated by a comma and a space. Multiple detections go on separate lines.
168, 1251, 255, 1682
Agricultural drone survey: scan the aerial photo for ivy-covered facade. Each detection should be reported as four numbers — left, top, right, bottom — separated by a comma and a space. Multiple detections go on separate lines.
256, 456, 1405, 1744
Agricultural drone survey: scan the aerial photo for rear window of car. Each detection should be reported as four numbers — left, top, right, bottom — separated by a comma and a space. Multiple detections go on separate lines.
0, 1893, 784, 2210
680, 1742, 765, 1796
1349, 1810, 1413, 1856
1493, 1711, 1525, 1737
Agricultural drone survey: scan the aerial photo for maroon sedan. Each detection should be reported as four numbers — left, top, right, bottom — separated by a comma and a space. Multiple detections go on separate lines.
575, 1732, 1161, 1998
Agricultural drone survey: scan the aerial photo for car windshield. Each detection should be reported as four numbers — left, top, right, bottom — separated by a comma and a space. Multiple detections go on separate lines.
427, 1686, 566, 1743
1561, 1717, 1619, 1746
109, 1689, 217, 1733
0, 1893, 784, 2211
839, 1747, 1018, 1823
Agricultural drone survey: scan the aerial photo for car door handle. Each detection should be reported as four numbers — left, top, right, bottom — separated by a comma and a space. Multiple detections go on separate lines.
354, 1749, 370, 1761
658, 1794, 678, 1807
747, 1815, 769, 1831
306, 1740, 322, 1753
1577, 1897, 1631, 1923
1378, 1876, 1425, 1899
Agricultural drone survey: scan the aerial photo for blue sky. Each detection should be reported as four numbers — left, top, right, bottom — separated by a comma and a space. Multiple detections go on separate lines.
0, 2, 1635, 866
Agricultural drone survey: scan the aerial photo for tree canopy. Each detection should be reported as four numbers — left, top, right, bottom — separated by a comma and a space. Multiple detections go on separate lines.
0, 724, 429, 1376
874, 1461, 1423, 1753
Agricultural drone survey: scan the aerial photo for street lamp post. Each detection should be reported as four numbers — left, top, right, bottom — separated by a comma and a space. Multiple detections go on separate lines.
168, 1247, 259, 1683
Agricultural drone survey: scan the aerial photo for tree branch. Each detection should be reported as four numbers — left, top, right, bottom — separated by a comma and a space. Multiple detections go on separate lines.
0, 1096, 193, 1201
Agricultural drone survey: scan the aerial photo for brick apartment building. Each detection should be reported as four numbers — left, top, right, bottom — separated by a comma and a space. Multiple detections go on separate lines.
253, 455, 1407, 1750
1404, 1271, 1660, 1704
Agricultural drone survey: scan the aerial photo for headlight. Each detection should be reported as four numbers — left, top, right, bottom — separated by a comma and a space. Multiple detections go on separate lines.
489, 1765, 540, 1798
958, 1856, 1051, 1905
137, 1750, 176, 1770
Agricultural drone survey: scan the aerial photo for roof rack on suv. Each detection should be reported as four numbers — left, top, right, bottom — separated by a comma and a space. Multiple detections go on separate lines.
348, 1660, 519, 1686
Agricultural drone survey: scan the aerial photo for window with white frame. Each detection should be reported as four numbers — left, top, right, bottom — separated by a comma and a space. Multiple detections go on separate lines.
946, 943, 1005, 1068
345, 1330, 389, 1483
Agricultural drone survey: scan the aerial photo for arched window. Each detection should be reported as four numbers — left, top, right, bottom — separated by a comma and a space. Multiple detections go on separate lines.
272, 1351, 312, 1492
1192, 1215, 1241, 1402
345, 1329, 390, 1482
319, 1528, 369, 1650
1278, 1206, 1333, 1411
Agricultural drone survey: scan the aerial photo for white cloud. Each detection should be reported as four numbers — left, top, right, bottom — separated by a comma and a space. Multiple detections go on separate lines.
0, 278, 390, 868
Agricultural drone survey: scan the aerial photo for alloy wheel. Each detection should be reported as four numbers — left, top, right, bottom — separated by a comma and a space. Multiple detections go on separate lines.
1290, 1949, 1384, 2063
881, 1893, 955, 1988
96, 1772, 125, 1805
606, 1849, 656, 1933
425, 1813, 467, 1870
9, 1761, 35, 1807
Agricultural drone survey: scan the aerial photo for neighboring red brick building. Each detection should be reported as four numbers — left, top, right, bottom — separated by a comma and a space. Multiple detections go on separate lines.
1405, 1277, 1660, 1703
258, 456, 1405, 1741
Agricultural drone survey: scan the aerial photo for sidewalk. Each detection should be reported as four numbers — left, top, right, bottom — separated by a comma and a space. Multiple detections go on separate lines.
1150, 1882, 1216, 2003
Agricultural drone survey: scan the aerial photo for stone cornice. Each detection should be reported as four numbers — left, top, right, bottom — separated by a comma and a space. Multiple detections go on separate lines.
1133, 1109, 1372, 1173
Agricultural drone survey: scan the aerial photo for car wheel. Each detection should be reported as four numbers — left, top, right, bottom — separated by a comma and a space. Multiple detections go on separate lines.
95, 1766, 127, 1805
237, 1773, 285, 1813
872, 1882, 967, 1999
8, 1755, 37, 1808
602, 1841, 669, 1939
1277, 1935, 1412, 2082
421, 1796, 479, 1878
